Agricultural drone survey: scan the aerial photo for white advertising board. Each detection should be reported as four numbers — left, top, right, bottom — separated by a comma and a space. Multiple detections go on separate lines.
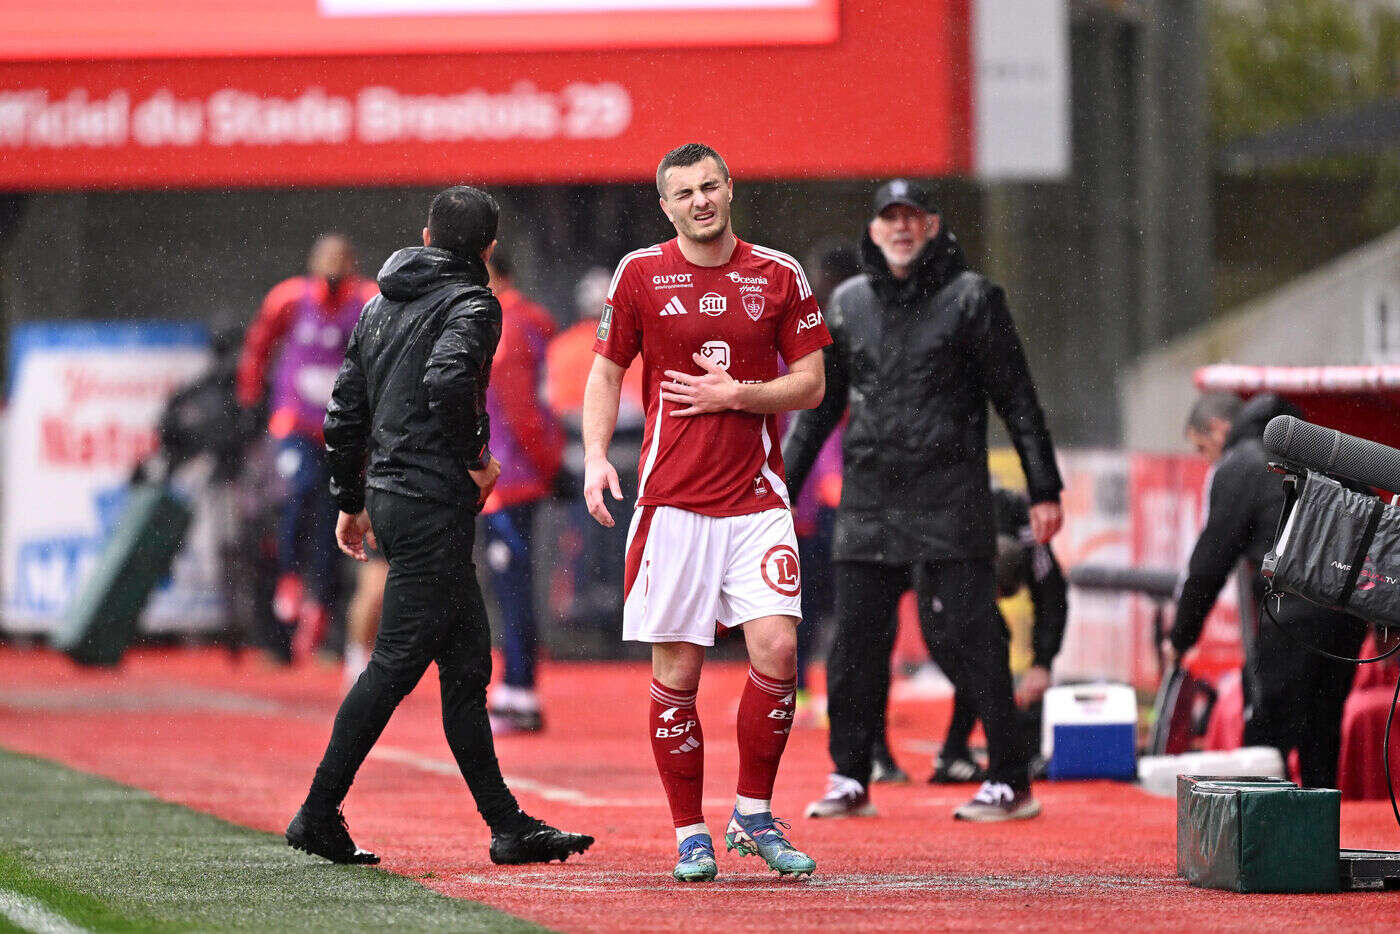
2, 322, 223, 635
974, 0, 1071, 180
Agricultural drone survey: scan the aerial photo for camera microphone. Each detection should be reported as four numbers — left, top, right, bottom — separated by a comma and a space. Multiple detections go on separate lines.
1261, 415, 1400, 493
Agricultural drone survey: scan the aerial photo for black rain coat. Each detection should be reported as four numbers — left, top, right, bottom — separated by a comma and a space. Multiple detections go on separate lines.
783, 227, 1061, 563
1169, 394, 1301, 654
323, 246, 501, 515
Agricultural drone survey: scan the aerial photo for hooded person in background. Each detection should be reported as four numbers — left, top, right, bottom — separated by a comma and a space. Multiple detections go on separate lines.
1163, 392, 1366, 788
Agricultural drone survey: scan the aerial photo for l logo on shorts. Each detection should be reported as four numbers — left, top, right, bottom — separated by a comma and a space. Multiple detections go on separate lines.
761, 544, 801, 597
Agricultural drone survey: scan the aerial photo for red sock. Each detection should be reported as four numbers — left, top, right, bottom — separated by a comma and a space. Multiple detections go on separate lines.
649, 680, 704, 827
736, 667, 797, 801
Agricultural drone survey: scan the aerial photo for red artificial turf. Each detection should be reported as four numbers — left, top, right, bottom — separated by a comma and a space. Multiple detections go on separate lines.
0, 646, 1396, 932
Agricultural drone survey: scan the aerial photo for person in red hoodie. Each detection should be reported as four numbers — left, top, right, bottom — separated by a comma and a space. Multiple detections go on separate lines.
237, 234, 378, 662
482, 251, 564, 732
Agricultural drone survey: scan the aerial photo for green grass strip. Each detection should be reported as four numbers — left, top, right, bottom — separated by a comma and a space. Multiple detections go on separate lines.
0, 748, 548, 933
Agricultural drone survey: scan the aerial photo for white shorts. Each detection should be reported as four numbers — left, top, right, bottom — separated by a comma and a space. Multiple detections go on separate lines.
622, 505, 803, 646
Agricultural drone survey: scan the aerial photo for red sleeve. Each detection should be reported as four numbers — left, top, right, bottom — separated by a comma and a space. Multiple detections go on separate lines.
355, 277, 380, 308
236, 278, 302, 407
592, 260, 643, 367
776, 266, 832, 365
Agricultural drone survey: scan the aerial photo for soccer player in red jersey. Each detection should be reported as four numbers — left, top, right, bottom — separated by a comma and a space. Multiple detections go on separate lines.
582, 144, 832, 882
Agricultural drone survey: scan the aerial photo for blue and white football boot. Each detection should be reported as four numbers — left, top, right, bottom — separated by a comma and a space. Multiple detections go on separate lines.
673, 832, 718, 882
724, 810, 816, 879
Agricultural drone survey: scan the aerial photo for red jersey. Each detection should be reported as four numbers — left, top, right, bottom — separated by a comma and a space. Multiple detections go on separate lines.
593, 237, 832, 517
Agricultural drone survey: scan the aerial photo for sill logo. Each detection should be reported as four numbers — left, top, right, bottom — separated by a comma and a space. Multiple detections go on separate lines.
698, 292, 726, 316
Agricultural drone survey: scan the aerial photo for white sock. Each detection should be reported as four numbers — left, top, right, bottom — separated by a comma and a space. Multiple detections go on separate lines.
735, 795, 770, 816
675, 822, 709, 846
343, 644, 369, 682
491, 684, 540, 712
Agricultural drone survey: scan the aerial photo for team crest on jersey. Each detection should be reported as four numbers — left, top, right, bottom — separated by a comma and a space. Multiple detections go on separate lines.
597, 302, 613, 340
700, 340, 730, 370
698, 292, 727, 316
742, 293, 765, 321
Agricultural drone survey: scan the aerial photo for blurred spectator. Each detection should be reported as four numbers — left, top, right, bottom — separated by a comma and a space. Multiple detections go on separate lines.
482, 251, 564, 733
237, 234, 378, 662
154, 323, 272, 654
545, 266, 645, 633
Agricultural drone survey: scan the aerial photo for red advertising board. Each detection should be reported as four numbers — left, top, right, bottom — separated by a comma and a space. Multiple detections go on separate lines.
0, 0, 972, 190
0, 0, 839, 60
1131, 454, 1244, 685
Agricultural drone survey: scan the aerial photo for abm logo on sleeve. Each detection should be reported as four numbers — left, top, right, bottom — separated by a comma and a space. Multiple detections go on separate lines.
597, 302, 613, 341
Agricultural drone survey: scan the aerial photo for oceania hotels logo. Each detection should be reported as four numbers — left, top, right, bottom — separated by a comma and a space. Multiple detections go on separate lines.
726, 271, 766, 294
653, 273, 693, 290
726, 271, 767, 285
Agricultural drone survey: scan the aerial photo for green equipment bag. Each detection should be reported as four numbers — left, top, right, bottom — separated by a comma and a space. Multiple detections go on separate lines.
1175, 775, 1295, 878
55, 483, 192, 667
1181, 781, 1341, 893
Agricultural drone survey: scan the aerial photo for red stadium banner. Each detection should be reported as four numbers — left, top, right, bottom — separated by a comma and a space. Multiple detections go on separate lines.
0, 0, 972, 190
0, 0, 839, 60
1131, 454, 1244, 685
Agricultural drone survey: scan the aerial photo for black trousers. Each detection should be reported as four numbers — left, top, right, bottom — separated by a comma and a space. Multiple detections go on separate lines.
829, 559, 1030, 789
305, 490, 523, 832
940, 609, 1040, 760
1244, 597, 1365, 788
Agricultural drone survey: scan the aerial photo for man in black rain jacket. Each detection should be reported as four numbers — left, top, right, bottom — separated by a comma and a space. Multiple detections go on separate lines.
785, 180, 1063, 822
286, 186, 592, 866
1165, 392, 1365, 788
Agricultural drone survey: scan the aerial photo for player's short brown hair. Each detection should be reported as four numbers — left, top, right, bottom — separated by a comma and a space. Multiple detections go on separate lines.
656, 143, 729, 198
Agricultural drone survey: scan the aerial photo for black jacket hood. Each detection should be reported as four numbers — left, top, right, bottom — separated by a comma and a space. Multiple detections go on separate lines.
860, 225, 968, 306
377, 246, 489, 303
1225, 393, 1301, 451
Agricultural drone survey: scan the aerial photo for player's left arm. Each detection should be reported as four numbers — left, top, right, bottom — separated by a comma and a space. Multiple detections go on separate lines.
661, 348, 824, 416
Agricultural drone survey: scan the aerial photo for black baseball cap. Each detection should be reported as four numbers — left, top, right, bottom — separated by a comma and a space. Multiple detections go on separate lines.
871, 179, 936, 217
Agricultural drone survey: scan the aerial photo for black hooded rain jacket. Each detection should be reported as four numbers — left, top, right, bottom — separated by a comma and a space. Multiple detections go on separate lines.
323, 246, 501, 515
783, 227, 1061, 563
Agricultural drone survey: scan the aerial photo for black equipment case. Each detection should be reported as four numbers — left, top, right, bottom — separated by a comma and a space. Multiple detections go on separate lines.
54, 483, 192, 666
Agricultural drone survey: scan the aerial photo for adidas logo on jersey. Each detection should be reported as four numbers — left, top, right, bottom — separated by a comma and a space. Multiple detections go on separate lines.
659, 295, 687, 316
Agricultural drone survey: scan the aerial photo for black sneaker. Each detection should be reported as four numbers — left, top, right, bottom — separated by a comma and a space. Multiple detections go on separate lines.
952, 781, 1042, 821
869, 736, 909, 783
489, 816, 594, 865
488, 706, 545, 735
286, 806, 380, 865
804, 774, 877, 818
929, 755, 988, 784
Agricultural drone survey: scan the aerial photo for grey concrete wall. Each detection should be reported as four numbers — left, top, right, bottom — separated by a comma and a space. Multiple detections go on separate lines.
1121, 225, 1400, 451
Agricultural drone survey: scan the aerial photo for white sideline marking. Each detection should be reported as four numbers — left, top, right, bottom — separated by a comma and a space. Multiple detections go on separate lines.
369, 746, 733, 809
451, 869, 1170, 894
0, 891, 91, 934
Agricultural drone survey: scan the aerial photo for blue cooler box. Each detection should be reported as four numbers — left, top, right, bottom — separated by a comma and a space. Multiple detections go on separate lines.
1042, 683, 1137, 780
